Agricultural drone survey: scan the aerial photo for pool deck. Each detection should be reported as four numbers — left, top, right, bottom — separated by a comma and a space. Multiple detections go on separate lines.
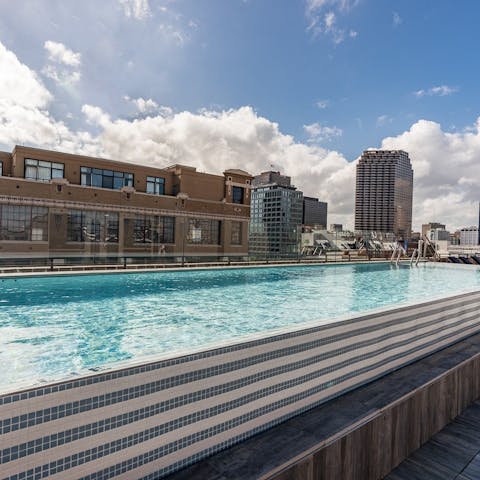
385, 401, 480, 480
386, 403, 480, 480
165, 332, 480, 480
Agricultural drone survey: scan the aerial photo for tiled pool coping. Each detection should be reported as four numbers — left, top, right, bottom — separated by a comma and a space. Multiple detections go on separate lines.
166, 331, 480, 480
0, 258, 405, 279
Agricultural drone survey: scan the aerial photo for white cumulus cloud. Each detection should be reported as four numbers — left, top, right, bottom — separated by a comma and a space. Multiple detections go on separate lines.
305, 0, 359, 43
304, 122, 343, 142
42, 41, 81, 86
119, 0, 151, 20
381, 119, 480, 230
0, 41, 89, 149
376, 115, 393, 127
414, 85, 459, 98
0, 42, 52, 109
44, 40, 81, 67
124, 96, 173, 116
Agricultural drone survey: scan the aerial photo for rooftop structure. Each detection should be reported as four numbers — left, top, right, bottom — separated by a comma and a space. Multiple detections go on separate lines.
0, 145, 252, 256
355, 150, 413, 239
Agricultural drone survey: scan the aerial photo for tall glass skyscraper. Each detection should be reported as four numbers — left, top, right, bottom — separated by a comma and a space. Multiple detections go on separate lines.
355, 150, 413, 239
249, 171, 303, 256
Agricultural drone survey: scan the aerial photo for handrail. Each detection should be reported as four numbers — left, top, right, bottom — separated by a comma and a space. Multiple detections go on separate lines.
410, 248, 417, 267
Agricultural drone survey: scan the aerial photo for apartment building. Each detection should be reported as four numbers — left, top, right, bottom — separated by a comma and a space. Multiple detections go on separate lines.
460, 226, 479, 246
0, 146, 252, 256
355, 150, 413, 239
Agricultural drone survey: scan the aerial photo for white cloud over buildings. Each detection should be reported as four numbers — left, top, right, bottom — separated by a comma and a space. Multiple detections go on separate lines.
0, 40, 478, 230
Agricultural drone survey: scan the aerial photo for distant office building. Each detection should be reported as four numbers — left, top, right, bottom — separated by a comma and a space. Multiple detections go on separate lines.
422, 222, 446, 237
355, 150, 413, 239
428, 228, 450, 242
303, 196, 327, 227
460, 226, 479, 245
329, 224, 343, 232
478, 202, 480, 244
451, 231, 461, 246
249, 171, 303, 256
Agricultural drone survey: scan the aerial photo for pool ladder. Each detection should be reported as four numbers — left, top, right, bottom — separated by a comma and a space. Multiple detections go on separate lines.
410, 248, 421, 267
390, 245, 406, 266
410, 239, 426, 267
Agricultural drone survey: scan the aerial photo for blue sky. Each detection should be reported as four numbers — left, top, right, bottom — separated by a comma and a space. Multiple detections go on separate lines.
0, 0, 478, 229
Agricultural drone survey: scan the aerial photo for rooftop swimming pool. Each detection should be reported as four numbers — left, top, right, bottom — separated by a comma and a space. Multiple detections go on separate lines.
1, 262, 480, 391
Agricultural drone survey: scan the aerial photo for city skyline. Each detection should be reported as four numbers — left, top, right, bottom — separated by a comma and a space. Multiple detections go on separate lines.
0, 1, 479, 230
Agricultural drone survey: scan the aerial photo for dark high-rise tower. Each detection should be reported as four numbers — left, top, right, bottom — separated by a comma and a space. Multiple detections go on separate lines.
302, 196, 328, 227
478, 202, 480, 245
355, 150, 413, 239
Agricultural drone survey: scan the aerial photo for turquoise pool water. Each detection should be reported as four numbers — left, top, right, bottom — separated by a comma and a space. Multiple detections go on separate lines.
1, 262, 480, 390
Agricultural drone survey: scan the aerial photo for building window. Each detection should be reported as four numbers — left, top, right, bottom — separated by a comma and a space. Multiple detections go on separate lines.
25, 159, 64, 182
80, 167, 133, 190
0, 205, 48, 241
232, 186, 244, 204
187, 219, 221, 245
231, 221, 242, 245
146, 176, 165, 195
67, 210, 119, 243
133, 215, 175, 244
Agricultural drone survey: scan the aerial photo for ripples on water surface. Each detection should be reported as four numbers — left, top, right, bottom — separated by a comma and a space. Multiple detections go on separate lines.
1, 262, 479, 390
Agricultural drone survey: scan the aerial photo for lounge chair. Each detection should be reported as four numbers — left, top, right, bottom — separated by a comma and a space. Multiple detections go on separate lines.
448, 256, 462, 264
471, 255, 480, 265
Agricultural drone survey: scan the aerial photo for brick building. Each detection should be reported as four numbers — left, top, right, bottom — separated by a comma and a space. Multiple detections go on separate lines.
0, 146, 252, 257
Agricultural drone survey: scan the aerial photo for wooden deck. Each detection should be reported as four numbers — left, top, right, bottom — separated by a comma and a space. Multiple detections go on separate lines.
386, 400, 480, 480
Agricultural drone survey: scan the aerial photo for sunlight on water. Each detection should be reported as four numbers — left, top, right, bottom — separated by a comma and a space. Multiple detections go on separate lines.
0, 262, 479, 390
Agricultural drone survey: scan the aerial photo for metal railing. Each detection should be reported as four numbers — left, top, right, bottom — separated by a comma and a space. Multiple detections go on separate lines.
0, 250, 397, 273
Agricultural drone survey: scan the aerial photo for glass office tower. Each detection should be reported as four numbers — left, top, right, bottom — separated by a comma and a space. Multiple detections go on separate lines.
249, 171, 303, 256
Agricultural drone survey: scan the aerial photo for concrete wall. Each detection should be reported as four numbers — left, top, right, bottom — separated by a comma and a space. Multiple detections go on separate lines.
1, 289, 480, 479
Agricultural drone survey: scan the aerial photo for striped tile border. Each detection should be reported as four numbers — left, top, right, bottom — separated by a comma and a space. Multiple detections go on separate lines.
1, 289, 480, 479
